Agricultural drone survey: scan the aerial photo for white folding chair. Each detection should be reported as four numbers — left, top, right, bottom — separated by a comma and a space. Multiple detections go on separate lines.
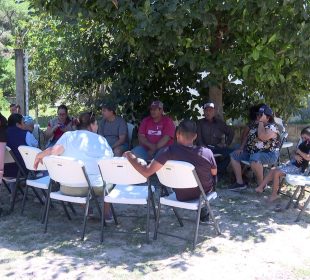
43, 155, 103, 241
127, 123, 135, 150
154, 160, 221, 249
98, 157, 156, 243
2, 146, 27, 212
284, 174, 310, 222
18, 146, 50, 221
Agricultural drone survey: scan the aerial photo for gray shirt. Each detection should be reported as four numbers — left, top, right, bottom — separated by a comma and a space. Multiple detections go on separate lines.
196, 117, 234, 147
98, 116, 128, 148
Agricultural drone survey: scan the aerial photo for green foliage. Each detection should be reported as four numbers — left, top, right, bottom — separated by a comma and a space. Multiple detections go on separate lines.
25, 0, 310, 121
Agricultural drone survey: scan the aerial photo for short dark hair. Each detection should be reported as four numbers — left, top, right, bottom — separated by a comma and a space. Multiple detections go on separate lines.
301, 127, 310, 137
77, 112, 96, 130
101, 103, 116, 114
8, 113, 23, 127
57, 104, 68, 113
177, 119, 197, 139
9, 103, 16, 108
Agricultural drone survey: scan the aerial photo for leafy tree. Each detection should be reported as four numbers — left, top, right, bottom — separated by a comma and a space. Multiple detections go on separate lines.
28, 0, 310, 121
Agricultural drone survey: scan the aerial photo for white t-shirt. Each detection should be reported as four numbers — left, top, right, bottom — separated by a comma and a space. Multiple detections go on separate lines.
56, 130, 113, 185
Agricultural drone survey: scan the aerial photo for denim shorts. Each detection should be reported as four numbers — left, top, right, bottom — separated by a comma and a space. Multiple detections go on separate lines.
230, 150, 279, 165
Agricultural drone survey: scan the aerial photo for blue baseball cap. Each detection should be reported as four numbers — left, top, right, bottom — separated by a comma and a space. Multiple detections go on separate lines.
259, 105, 273, 116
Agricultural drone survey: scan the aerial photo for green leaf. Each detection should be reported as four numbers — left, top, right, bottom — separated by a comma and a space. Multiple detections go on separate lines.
268, 34, 277, 44
252, 49, 260, 61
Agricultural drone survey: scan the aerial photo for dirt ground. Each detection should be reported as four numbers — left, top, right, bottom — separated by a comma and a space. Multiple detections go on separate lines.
0, 181, 309, 280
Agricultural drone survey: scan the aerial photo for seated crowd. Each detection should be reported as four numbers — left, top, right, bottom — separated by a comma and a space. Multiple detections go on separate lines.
0, 100, 309, 221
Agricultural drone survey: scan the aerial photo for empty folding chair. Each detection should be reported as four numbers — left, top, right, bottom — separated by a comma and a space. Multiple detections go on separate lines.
43, 155, 103, 241
18, 146, 50, 221
98, 157, 156, 243
154, 160, 221, 249
284, 174, 310, 222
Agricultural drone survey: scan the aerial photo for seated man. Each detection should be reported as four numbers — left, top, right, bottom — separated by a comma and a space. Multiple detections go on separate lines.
125, 119, 217, 222
132, 101, 175, 161
34, 112, 114, 221
98, 103, 129, 156
4, 113, 38, 177
196, 102, 234, 176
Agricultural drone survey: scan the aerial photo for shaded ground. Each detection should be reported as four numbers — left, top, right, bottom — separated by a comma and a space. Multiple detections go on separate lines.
0, 181, 309, 280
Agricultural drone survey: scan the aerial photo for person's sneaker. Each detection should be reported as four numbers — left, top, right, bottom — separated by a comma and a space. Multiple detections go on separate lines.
228, 182, 247, 191
200, 208, 210, 224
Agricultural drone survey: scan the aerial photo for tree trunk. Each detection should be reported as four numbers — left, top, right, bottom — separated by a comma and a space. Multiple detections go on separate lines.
15, 49, 25, 114
209, 84, 223, 119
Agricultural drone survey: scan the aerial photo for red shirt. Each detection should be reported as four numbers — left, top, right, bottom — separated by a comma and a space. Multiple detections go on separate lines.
138, 116, 175, 148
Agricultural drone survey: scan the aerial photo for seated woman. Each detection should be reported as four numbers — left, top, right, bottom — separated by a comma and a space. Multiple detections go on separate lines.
4, 113, 38, 177
44, 104, 76, 147
229, 105, 280, 191
34, 112, 114, 221
255, 127, 310, 202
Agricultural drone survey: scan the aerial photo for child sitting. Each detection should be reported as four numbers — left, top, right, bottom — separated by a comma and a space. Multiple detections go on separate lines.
255, 126, 310, 202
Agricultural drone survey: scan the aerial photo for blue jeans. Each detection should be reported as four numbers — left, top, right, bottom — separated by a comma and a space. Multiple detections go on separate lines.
231, 150, 279, 165
131, 145, 165, 161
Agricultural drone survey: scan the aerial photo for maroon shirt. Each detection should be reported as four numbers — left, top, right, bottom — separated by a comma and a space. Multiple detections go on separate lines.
155, 143, 216, 201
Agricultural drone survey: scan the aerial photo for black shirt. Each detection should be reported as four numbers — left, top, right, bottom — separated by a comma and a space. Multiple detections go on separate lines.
0, 113, 7, 142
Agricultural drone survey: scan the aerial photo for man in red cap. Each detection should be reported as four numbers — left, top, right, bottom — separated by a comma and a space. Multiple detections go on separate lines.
132, 101, 175, 160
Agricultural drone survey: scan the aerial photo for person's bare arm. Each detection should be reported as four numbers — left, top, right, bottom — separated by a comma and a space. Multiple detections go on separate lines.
296, 149, 310, 161
156, 135, 171, 150
138, 134, 156, 150
211, 167, 217, 176
257, 121, 277, 141
44, 125, 59, 139
112, 134, 126, 149
34, 144, 64, 169
124, 151, 163, 178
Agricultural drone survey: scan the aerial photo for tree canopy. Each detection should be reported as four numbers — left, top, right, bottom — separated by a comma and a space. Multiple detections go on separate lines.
18, 0, 310, 121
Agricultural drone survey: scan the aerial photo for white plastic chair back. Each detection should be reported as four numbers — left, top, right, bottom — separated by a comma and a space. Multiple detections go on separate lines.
43, 155, 87, 187
18, 145, 46, 171
156, 160, 198, 189
4, 146, 15, 164
127, 123, 135, 148
98, 157, 147, 185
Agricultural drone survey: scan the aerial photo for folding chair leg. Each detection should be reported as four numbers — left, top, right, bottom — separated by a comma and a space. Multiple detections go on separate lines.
172, 207, 183, 227
100, 198, 105, 243
31, 187, 44, 205
21, 184, 29, 215
3, 181, 11, 193
9, 183, 18, 212
110, 204, 118, 225
146, 196, 151, 243
153, 200, 161, 240
205, 201, 221, 235
286, 186, 301, 210
81, 199, 90, 241
295, 195, 310, 222
62, 202, 71, 220
44, 196, 52, 233
68, 203, 77, 215
294, 187, 305, 209
150, 192, 157, 220
193, 202, 202, 249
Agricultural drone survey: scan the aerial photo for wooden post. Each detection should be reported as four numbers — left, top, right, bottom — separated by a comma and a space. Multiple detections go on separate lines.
15, 49, 25, 114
